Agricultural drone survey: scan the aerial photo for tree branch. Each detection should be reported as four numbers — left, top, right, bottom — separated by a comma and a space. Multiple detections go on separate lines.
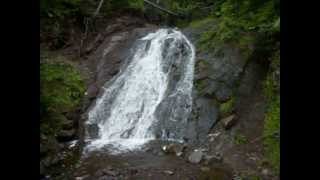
93, 0, 105, 18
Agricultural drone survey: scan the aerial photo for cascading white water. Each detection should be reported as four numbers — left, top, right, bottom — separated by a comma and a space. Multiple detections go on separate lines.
85, 29, 195, 154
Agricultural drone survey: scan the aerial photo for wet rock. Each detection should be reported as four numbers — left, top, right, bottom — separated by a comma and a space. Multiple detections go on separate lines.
87, 124, 99, 139
222, 114, 237, 130
109, 69, 119, 76
188, 150, 204, 164
145, 40, 151, 51
193, 98, 219, 142
144, 147, 152, 152
164, 170, 174, 175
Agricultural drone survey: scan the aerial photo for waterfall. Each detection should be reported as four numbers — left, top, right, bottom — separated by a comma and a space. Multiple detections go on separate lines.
85, 29, 195, 154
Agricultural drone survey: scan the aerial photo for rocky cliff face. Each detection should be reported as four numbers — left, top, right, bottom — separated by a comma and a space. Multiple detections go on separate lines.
40, 16, 158, 179
180, 21, 248, 145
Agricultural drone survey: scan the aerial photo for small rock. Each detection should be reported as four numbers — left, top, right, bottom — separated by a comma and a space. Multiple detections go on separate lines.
222, 114, 237, 130
188, 150, 204, 164
129, 168, 138, 175
176, 152, 183, 157
162, 143, 186, 157
164, 170, 174, 175
75, 175, 89, 180
103, 169, 119, 177
204, 154, 223, 165
262, 169, 270, 176
95, 170, 104, 177
106, 165, 113, 170
207, 132, 221, 139
200, 167, 210, 172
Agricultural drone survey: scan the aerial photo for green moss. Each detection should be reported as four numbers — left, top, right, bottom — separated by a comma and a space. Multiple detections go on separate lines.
234, 134, 248, 145
219, 96, 235, 117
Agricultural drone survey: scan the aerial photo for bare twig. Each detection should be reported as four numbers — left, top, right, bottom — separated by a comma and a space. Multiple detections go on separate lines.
93, 0, 105, 18
79, 18, 90, 58
144, 0, 180, 17
250, 131, 280, 144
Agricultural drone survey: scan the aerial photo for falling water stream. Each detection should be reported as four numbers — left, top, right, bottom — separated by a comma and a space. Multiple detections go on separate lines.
84, 29, 195, 154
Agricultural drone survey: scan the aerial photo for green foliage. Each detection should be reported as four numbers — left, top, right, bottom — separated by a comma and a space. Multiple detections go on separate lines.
188, 0, 279, 64
40, 0, 83, 19
234, 134, 248, 145
40, 58, 85, 136
40, 62, 85, 114
248, 175, 261, 180
263, 50, 280, 174
128, 0, 145, 11
219, 96, 235, 117
190, 17, 214, 29
263, 94, 280, 174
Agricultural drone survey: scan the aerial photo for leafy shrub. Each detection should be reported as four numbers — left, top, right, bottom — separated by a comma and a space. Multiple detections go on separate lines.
40, 60, 85, 136
40, 62, 85, 114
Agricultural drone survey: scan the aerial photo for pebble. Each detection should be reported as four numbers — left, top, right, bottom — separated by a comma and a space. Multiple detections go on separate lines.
164, 170, 174, 175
